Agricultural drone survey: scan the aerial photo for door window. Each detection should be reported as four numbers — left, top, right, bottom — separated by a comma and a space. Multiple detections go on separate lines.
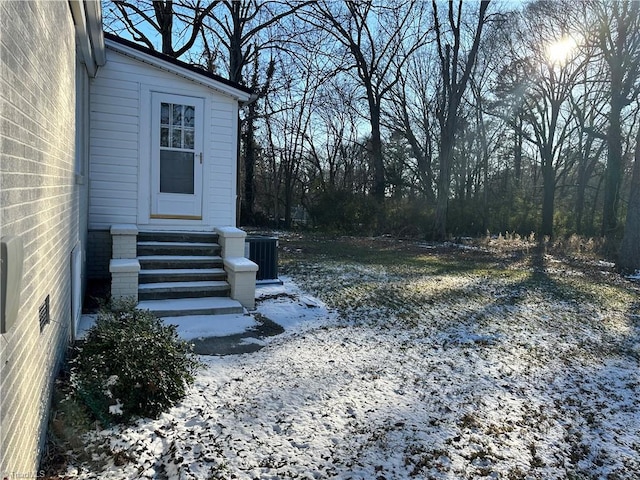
159, 102, 196, 194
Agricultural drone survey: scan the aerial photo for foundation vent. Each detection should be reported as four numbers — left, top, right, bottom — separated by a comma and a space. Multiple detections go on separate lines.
39, 295, 50, 332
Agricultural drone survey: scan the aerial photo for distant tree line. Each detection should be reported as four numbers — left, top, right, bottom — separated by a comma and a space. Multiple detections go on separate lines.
104, 0, 640, 270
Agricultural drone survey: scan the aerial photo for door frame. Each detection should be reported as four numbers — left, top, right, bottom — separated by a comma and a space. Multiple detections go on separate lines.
138, 85, 211, 228
150, 92, 204, 220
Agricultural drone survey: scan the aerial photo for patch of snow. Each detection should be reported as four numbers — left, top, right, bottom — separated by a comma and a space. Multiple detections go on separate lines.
136, 255, 219, 260
597, 260, 616, 268
164, 313, 258, 340
239, 337, 266, 347
137, 241, 214, 247
256, 281, 288, 299
108, 401, 123, 416
256, 276, 335, 330
65, 262, 640, 479
76, 314, 97, 339
138, 280, 226, 290
444, 241, 489, 252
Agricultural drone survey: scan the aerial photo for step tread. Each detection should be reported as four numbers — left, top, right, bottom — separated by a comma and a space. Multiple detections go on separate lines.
138, 241, 218, 247
139, 281, 229, 291
138, 231, 218, 237
139, 268, 226, 275
138, 297, 243, 315
138, 255, 221, 261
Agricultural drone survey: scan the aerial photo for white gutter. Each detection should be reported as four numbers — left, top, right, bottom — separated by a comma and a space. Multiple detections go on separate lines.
85, 0, 106, 67
68, 0, 105, 77
105, 38, 252, 102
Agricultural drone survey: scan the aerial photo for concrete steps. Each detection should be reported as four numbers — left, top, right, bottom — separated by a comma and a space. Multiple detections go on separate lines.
136, 232, 239, 313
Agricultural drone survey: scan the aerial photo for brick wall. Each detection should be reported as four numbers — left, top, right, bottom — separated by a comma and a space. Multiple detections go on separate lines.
0, 0, 81, 474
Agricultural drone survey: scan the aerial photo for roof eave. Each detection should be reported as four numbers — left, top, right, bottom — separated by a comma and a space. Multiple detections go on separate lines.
69, 0, 105, 77
105, 38, 252, 103
86, 0, 106, 67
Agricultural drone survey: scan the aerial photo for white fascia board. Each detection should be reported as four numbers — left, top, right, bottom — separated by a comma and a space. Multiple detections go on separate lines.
85, 0, 106, 66
105, 39, 252, 102
69, 0, 97, 76
68, 0, 105, 76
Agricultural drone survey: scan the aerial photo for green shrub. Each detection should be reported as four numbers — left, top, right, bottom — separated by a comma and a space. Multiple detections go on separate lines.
72, 299, 202, 424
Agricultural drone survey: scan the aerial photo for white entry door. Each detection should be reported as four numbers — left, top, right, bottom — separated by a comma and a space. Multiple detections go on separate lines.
151, 93, 204, 219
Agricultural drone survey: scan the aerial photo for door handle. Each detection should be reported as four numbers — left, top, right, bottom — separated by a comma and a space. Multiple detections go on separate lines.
199, 152, 203, 164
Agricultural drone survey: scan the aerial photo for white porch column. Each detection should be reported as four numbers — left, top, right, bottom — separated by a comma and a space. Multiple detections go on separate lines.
110, 224, 139, 301
224, 257, 259, 309
215, 226, 246, 257
111, 224, 138, 259
216, 226, 258, 309
109, 259, 140, 301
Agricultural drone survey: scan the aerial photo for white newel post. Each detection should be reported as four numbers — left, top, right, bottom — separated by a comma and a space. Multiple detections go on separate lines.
216, 227, 258, 309
110, 224, 139, 301
224, 257, 259, 309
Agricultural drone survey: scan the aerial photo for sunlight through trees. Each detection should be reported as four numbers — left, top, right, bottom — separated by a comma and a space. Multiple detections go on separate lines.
104, 0, 640, 268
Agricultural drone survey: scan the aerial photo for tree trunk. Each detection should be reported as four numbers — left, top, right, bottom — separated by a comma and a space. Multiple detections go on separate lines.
514, 117, 523, 186
369, 104, 385, 202
242, 105, 257, 221
284, 171, 294, 229
575, 163, 587, 234
597, 0, 640, 237
434, 128, 454, 240
602, 94, 625, 237
151, 1, 175, 56
431, 0, 490, 241
228, 1, 244, 83
617, 131, 640, 273
541, 159, 556, 238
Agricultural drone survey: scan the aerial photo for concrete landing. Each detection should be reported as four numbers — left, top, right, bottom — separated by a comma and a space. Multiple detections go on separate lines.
137, 296, 244, 317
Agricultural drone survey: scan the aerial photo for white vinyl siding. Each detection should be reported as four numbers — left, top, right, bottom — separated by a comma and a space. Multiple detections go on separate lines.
89, 56, 139, 227
209, 97, 237, 225
89, 48, 239, 230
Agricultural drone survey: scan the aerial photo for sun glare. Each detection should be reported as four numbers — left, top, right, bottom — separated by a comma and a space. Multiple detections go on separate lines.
546, 36, 577, 65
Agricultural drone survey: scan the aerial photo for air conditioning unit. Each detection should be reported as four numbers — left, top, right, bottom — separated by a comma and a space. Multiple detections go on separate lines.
245, 236, 279, 282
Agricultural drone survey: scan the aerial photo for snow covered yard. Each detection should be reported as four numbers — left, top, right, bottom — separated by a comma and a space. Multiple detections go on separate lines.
60, 236, 639, 479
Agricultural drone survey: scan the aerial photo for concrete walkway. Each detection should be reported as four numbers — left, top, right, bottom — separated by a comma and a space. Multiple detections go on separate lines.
77, 277, 324, 356
77, 311, 285, 356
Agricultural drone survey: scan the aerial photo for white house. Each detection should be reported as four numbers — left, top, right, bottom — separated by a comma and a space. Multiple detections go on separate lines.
94, 34, 249, 226
0, 0, 256, 474
87, 34, 253, 275
86, 33, 259, 320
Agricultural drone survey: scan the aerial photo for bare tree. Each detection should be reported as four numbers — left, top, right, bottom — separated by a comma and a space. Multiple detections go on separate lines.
202, 0, 312, 83
305, 0, 428, 223
617, 129, 640, 272
591, 0, 640, 238
498, 1, 591, 238
201, 0, 312, 222
466, 13, 512, 232
431, 0, 491, 240
104, 0, 217, 57
568, 57, 608, 235
386, 52, 438, 203
260, 50, 318, 227
306, 79, 363, 194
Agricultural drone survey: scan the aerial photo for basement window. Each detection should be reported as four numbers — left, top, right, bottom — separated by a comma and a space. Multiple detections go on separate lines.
39, 295, 50, 332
